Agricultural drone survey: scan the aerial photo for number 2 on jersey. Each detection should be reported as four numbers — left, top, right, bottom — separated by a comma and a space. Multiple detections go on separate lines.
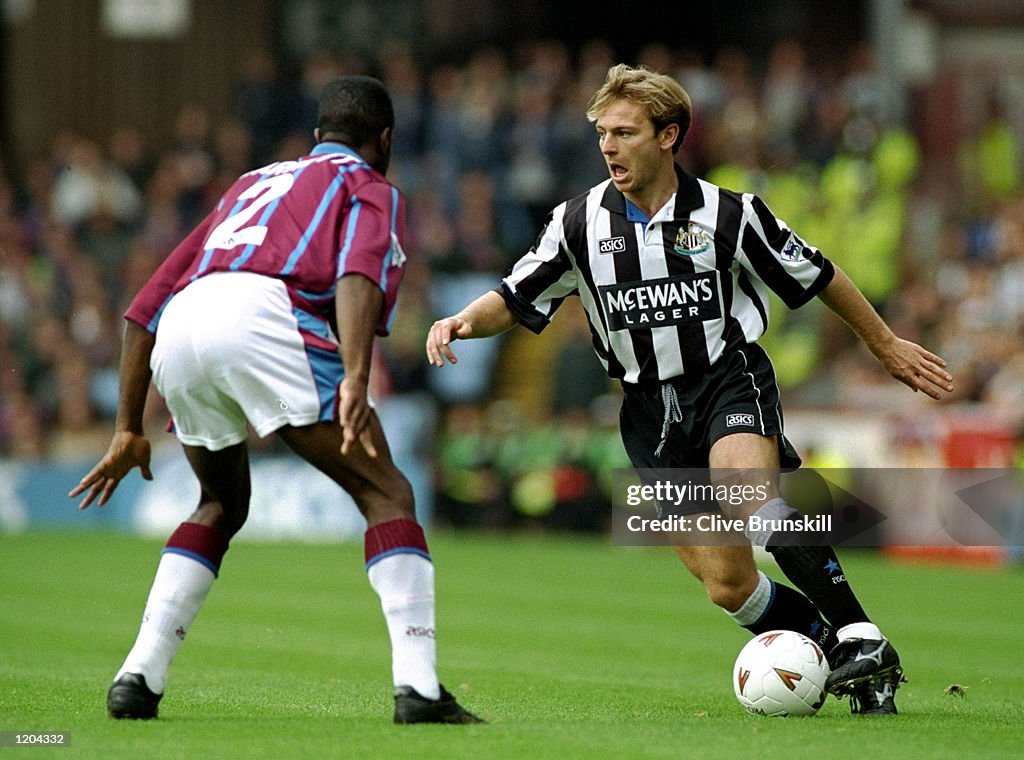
205, 173, 295, 251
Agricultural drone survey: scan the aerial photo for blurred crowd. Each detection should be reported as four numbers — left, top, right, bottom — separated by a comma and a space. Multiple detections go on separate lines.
2, 37, 1023, 529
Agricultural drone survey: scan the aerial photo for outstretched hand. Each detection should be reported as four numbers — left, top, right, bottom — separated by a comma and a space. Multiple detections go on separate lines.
873, 337, 954, 400
69, 431, 153, 509
425, 317, 473, 367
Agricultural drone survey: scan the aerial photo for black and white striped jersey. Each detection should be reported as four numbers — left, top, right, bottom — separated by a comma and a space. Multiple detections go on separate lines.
498, 165, 835, 387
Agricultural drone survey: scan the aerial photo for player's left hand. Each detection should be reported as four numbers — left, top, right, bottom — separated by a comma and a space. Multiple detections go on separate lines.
338, 377, 378, 458
69, 431, 153, 509
875, 337, 954, 400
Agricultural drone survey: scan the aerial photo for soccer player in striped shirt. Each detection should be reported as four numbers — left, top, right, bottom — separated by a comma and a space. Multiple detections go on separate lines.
426, 64, 955, 715
70, 76, 481, 724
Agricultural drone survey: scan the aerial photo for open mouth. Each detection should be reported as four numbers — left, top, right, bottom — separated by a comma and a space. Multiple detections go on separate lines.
609, 163, 629, 182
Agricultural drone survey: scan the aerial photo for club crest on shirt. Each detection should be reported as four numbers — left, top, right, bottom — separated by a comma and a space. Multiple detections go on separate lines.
673, 222, 711, 256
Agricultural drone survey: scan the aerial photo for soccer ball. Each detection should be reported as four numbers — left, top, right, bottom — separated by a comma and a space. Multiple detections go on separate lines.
733, 630, 830, 717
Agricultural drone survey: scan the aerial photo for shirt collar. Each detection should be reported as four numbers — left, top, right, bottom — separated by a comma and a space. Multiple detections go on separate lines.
624, 198, 650, 225
600, 163, 705, 220
310, 141, 366, 163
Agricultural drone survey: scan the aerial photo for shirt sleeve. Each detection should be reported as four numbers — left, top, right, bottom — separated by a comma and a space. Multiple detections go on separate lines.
735, 194, 835, 309
335, 179, 406, 336
124, 211, 215, 332
335, 180, 403, 285
499, 204, 579, 335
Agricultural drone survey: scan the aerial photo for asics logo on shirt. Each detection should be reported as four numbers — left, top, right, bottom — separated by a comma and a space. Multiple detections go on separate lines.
598, 236, 626, 254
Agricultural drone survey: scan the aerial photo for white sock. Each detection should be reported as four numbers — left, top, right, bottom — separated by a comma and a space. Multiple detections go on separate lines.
836, 621, 884, 642
726, 570, 774, 626
367, 552, 440, 700
116, 552, 215, 694
744, 497, 798, 547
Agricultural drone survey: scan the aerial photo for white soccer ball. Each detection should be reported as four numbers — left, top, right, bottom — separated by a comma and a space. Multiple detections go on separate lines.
733, 630, 830, 717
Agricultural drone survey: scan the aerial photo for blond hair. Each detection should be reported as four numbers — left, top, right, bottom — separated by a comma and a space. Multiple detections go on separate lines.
586, 64, 692, 153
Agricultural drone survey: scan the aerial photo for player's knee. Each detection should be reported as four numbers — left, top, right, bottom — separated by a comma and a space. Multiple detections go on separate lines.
704, 575, 758, 613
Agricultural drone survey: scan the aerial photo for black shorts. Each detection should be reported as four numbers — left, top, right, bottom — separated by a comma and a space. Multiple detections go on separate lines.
619, 343, 801, 471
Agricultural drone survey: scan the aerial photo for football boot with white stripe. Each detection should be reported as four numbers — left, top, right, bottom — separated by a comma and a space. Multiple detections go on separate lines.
825, 637, 902, 695
826, 637, 905, 715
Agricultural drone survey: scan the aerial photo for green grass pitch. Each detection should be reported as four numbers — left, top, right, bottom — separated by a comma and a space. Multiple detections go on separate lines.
2, 531, 1022, 759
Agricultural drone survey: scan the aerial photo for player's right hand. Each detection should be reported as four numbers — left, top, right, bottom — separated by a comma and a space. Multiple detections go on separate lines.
426, 316, 473, 367
69, 431, 153, 509
338, 376, 377, 459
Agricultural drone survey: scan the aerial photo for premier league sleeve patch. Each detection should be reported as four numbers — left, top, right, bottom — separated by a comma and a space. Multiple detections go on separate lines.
780, 236, 805, 262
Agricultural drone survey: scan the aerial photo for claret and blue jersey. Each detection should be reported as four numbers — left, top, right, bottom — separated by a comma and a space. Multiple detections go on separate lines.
126, 142, 408, 352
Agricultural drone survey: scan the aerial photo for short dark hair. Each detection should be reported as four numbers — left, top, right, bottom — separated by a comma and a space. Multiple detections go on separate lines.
317, 75, 394, 146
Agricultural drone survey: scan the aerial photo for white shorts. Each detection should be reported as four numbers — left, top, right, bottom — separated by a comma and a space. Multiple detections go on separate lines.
151, 272, 342, 450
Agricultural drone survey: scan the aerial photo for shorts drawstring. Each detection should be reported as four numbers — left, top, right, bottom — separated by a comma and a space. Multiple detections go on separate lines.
654, 382, 683, 458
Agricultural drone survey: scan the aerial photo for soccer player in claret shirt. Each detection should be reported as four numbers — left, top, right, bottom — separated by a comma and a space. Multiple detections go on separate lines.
427, 64, 956, 715
70, 76, 482, 724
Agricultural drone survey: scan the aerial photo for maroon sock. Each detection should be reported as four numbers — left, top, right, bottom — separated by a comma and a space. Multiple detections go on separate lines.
364, 518, 430, 570
162, 522, 230, 577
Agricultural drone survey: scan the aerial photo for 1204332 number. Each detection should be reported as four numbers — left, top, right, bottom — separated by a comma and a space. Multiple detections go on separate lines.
0, 732, 69, 746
